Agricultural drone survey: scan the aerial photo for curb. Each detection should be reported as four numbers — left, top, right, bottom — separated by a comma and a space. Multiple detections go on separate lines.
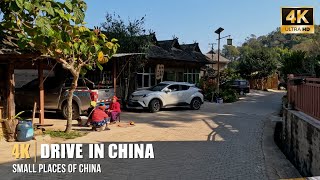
262, 114, 302, 179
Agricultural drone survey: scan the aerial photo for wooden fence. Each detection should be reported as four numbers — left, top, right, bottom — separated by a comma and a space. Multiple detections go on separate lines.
288, 76, 320, 120
249, 73, 279, 90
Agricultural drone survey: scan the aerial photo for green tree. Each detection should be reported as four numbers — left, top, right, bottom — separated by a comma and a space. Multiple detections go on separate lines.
101, 13, 152, 53
222, 45, 240, 61
238, 46, 278, 79
101, 13, 154, 100
229, 26, 320, 80
0, 0, 119, 132
272, 47, 291, 64
281, 50, 318, 78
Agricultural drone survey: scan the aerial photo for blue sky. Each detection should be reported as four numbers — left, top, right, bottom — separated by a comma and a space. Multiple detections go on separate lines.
84, 0, 319, 52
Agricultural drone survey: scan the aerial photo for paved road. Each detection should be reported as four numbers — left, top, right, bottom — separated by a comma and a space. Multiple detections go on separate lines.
1, 91, 300, 180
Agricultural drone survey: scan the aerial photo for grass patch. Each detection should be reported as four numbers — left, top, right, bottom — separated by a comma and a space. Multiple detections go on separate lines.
44, 130, 87, 139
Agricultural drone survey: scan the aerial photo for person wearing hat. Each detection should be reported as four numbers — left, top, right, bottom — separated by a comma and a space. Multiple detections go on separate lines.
90, 103, 110, 131
107, 96, 121, 123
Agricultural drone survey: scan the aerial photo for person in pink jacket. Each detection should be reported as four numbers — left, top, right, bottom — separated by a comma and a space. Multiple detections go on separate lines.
108, 96, 121, 123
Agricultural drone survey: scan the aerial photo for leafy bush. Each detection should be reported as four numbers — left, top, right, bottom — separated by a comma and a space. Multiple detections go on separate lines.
199, 78, 217, 101
219, 68, 241, 83
220, 88, 238, 103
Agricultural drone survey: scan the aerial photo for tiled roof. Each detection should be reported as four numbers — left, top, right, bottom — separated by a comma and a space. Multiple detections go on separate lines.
1, 31, 212, 64
148, 38, 211, 64
206, 51, 231, 64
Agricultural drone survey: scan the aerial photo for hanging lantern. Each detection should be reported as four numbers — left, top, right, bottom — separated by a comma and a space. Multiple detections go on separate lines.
227, 38, 233, 46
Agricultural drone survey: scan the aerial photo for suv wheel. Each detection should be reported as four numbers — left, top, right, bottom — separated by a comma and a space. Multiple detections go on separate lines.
62, 102, 80, 120
149, 99, 161, 113
190, 97, 201, 110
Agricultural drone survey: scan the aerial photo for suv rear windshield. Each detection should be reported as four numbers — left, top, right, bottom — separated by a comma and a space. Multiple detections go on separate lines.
239, 81, 248, 86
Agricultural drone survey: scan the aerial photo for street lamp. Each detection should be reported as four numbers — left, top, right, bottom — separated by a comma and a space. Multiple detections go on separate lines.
208, 43, 216, 68
215, 27, 224, 95
214, 27, 232, 95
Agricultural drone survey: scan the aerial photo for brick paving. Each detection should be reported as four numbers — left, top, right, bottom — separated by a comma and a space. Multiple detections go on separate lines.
0, 90, 301, 180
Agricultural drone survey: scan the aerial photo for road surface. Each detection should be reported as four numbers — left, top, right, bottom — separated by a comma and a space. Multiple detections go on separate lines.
0, 90, 301, 179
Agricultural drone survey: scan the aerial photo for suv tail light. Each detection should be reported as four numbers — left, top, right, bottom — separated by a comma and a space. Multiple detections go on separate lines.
90, 91, 98, 102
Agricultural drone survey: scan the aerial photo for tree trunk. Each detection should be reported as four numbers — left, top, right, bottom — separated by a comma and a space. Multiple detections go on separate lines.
65, 71, 80, 133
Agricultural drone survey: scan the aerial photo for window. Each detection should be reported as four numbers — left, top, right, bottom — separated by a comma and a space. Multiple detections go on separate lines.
137, 74, 142, 88
144, 75, 150, 87
177, 72, 183, 82
195, 74, 200, 83
239, 81, 247, 86
232, 81, 238, 85
137, 67, 156, 88
85, 70, 113, 87
187, 74, 192, 82
183, 68, 200, 84
181, 85, 190, 91
149, 83, 168, 91
151, 74, 156, 86
165, 71, 175, 81
168, 85, 180, 91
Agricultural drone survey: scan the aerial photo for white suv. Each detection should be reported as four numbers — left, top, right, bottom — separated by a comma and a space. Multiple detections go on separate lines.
127, 81, 204, 112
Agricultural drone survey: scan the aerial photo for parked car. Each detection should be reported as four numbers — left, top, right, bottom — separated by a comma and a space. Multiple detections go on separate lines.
15, 77, 114, 119
221, 79, 250, 95
127, 81, 204, 112
90, 85, 116, 104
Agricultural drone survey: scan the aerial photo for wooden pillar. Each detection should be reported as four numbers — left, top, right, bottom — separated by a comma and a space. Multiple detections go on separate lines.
113, 60, 117, 96
7, 63, 15, 119
38, 60, 44, 124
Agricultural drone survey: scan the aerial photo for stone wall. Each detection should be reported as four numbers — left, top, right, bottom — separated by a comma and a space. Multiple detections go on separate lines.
282, 107, 320, 176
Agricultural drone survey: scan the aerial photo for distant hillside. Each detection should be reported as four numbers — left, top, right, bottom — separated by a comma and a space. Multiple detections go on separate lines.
256, 25, 320, 50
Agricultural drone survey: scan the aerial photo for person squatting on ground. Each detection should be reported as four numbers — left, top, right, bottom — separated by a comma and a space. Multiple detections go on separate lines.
108, 96, 121, 123
90, 103, 110, 131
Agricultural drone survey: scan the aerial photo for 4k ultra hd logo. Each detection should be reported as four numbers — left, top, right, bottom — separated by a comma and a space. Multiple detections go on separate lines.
281, 7, 314, 34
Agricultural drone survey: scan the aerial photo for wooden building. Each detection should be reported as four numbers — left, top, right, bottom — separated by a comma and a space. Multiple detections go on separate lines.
106, 34, 212, 101
136, 37, 211, 89
80, 34, 212, 101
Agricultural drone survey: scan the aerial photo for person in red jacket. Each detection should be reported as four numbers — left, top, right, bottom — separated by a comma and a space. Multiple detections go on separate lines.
108, 96, 121, 123
91, 104, 110, 131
